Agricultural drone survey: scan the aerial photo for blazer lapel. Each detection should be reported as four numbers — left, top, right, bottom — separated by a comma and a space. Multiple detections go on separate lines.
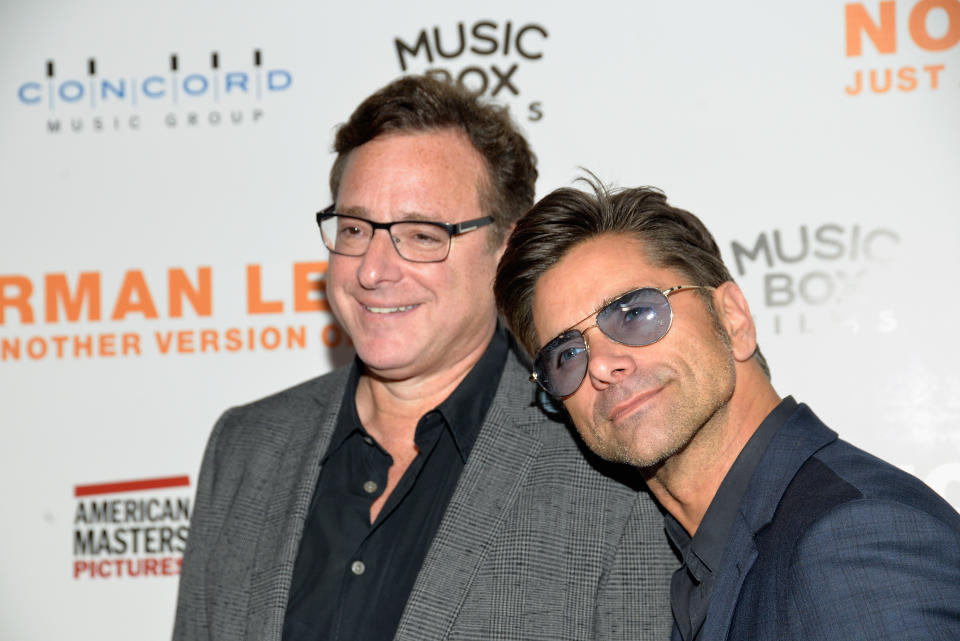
698, 404, 838, 641
698, 515, 759, 641
243, 371, 348, 640
395, 355, 543, 641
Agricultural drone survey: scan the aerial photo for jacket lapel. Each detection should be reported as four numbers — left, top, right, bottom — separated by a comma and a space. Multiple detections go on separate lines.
395, 355, 543, 641
699, 404, 837, 641
243, 370, 349, 640
698, 514, 760, 641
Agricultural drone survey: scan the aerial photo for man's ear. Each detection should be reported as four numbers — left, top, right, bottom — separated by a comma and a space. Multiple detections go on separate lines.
713, 281, 757, 363
493, 222, 516, 262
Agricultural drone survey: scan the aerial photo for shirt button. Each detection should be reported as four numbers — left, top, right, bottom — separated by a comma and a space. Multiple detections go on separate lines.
363, 480, 378, 494
351, 560, 366, 575
362, 436, 374, 446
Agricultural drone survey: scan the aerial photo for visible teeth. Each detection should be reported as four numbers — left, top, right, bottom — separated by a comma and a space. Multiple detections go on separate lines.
365, 305, 416, 314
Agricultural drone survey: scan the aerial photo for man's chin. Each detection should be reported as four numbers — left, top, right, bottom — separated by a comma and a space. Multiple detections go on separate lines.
352, 341, 414, 372
359, 357, 417, 380
584, 424, 681, 470
593, 443, 663, 469
357, 346, 441, 383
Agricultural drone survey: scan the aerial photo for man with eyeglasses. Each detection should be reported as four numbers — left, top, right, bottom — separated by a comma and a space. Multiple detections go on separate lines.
173, 77, 676, 641
495, 181, 960, 640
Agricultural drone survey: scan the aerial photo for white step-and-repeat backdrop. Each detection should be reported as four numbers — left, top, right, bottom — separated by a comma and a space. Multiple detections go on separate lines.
2, 0, 958, 638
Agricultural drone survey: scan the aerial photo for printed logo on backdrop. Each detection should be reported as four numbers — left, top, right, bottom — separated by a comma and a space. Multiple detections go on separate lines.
73, 475, 190, 579
394, 20, 548, 122
0, 263, 351, 363
729, 223, 901, 335
15, 49, 293, 134
844, 0, 959, 95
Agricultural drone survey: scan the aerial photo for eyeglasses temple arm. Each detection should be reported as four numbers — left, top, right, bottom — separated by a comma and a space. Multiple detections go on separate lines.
661, 284, 717, 296
451, 216, 495, 235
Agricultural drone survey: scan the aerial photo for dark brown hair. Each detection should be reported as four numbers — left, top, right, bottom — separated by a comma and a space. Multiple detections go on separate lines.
329, 75, 537, 245
495, 178, 770, 376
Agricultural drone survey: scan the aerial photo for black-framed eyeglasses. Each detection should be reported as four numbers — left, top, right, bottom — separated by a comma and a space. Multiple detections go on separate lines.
316, 205, 495, 263
530, 285, 715, 398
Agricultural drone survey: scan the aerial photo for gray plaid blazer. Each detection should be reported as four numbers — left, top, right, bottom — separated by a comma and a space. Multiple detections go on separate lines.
173, 347, 676, 640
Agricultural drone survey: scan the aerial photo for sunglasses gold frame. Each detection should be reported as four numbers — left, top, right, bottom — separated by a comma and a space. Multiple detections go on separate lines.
529, 284, 716, 391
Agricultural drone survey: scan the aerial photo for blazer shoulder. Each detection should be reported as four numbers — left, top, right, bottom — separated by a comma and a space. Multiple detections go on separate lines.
747, 443, 960, 640
226, 364, 351, 420
762, 441, 960, 563
202, 365, 350, 473
779, 495, 960, 639
809, 438, 960, 526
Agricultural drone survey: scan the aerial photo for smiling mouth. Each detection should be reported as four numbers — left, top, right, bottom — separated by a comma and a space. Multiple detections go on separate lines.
608, 386, 664, 423
363, 304, 418, 314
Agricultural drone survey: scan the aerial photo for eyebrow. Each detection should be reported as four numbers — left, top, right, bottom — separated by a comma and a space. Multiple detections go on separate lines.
336, 206, 441, 223
556, 296, 615, 340
557, 285, 646, 338
595, 290, 628, 314
583, 287, 637, 323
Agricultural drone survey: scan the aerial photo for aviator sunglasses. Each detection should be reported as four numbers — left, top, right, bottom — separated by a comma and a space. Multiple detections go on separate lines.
530, 285, 715, 398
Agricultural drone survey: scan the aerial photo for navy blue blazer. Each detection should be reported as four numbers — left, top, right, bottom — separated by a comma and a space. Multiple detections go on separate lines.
685, 403, 960, 640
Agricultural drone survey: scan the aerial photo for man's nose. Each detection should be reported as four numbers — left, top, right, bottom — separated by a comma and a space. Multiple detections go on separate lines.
357, 229, 404, 289
583, 326, 638, 390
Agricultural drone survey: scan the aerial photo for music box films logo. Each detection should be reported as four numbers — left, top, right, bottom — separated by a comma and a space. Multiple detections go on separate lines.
393, 20, 549, 122
15, 48, 293, 134
729, 223, 901, 336
844, 0, 958, 95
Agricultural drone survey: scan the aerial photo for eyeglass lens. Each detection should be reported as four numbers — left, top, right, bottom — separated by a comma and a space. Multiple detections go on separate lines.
532, 287, 673, 398
320, 215, 451, 262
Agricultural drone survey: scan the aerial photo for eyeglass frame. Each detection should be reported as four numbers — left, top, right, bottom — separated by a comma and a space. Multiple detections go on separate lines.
315, 205, 495, 263
529, 284, 716, 395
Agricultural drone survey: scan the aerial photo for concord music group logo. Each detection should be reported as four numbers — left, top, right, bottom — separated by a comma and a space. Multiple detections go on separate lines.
15, 49, 293, 133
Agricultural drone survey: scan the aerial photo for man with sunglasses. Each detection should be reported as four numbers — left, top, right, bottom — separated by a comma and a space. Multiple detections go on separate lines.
495, 181, 960, 640
173, 78, 676, 641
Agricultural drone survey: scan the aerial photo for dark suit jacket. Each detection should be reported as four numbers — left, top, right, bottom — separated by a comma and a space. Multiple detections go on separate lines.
173, 348, 677, 640
692, 403, 960, 640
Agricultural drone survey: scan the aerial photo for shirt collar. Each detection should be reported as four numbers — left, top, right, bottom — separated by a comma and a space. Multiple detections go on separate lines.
664, 396, 799, 579
323, 324, 509, 464
430, 323, 508, 461
322, 361, 365, 462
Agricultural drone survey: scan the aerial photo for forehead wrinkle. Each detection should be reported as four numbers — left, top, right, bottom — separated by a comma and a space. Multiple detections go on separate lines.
335, 129, 485, 225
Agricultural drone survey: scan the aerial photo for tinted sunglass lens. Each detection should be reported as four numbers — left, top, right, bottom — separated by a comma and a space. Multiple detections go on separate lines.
597, 287, 672, 346
533, 330, 589, 397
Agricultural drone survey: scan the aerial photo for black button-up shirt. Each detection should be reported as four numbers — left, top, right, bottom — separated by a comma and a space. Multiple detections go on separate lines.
282, 326, 509, 641
666, 396, 798, 641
